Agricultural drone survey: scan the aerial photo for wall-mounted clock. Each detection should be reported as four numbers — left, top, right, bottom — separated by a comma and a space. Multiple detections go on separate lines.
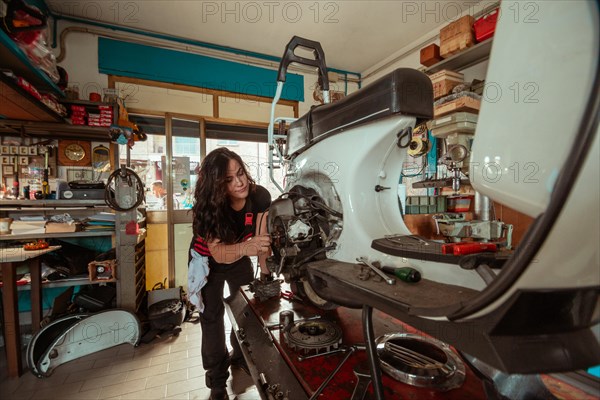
58, 140, 91, 166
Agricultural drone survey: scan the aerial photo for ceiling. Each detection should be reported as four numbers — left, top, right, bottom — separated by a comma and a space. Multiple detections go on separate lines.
46, 0, 482, 74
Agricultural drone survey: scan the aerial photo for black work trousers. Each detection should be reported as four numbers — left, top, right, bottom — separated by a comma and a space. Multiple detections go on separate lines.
200, 256, 254, 389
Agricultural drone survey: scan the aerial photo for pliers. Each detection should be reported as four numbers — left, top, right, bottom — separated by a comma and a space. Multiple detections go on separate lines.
280, 290, 303, 303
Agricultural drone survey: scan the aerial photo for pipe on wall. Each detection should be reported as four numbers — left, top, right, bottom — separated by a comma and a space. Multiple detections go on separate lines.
52, 18, 361, 86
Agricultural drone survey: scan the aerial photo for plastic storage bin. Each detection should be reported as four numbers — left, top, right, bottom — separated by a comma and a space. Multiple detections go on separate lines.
474, 8, 499, 42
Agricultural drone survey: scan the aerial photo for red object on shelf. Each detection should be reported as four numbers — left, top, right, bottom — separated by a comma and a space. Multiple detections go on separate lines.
474, 8, 499, 42
442, 242, 498, 256
447, 195, 473, 212
89, 92, 102, 102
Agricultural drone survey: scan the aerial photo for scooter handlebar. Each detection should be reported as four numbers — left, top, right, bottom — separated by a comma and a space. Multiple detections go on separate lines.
277, 36, 329, 91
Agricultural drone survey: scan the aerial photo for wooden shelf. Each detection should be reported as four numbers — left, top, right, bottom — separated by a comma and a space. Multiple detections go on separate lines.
424, 39, 493, 74
61, 99, 115, 107
0, 199, 109, 208
0, 74, 64, 122
15, 276, 115, 291
0, 119, 112, 140
0, 231, 114, 242
0, 29, 64, 96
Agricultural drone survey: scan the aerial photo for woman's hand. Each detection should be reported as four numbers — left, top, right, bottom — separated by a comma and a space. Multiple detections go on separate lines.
207, 233, 271, 264
244, 233, 271, 257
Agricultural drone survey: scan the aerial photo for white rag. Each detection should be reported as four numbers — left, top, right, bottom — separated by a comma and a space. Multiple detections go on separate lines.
188, 249, 210, 313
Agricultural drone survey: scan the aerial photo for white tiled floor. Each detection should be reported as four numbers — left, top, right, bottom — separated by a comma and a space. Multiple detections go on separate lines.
0, 321, 260, 400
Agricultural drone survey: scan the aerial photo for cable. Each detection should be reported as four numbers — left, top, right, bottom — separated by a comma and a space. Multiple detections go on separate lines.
104, 166, 145, 212
396, 127, 412, 148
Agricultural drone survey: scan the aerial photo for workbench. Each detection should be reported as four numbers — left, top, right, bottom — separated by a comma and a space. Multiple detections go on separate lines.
0, 245, 61, 378
226, 285, 488, 399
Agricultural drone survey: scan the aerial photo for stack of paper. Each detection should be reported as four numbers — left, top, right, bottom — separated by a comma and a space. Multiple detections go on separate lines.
83, 212, 116, 232
11, 220, 47, 235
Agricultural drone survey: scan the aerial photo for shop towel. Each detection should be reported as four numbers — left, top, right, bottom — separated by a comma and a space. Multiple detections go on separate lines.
188, 249, 209, 313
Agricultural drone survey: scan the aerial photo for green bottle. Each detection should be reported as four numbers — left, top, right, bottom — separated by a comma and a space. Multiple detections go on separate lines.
382, 266, 421, 283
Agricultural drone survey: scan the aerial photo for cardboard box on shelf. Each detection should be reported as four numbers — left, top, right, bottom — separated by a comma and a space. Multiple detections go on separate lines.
45, 222, 81, 233
430, 70, 464, 100
434, 96, 481, 117
88, 259, 117, 282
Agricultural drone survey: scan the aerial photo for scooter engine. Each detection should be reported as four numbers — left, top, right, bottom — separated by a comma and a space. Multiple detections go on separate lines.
267, 185, 342, 307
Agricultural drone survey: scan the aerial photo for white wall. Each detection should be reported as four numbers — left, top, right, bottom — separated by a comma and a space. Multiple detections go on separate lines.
52, 20, 359, 119
361, 1, 497, 84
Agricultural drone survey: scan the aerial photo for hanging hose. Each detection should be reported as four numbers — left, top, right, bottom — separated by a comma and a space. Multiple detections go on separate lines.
104, 166, 145, 212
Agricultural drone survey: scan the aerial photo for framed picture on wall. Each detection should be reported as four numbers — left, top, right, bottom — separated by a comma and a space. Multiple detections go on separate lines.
9, 156, 16, 164
1, 156, 10, 164
1, 146, 9, 154
2, 165, 14, 175
10, 146, 18, 155
28, 146, 38, 156
19, 146, 28, 155
19, 156, 28, 165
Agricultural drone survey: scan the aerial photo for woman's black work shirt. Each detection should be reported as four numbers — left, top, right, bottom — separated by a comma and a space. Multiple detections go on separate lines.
191, 185, 271, 268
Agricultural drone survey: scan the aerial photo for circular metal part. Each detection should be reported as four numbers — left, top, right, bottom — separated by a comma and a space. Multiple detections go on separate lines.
376, 333, 466, 391
284, 319, 343, 353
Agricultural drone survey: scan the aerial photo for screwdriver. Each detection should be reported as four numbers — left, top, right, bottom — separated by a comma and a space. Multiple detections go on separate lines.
381, 266, 421, 283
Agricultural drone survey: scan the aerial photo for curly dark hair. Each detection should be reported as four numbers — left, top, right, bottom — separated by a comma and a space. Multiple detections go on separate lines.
192, 148, 256, 243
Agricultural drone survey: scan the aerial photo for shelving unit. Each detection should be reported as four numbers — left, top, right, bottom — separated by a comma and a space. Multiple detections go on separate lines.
115, 207, 147, 314
0, 119, 114, 140
15, 276, 115, 291
0, 73, 64, 122
0, 200, 146, 313
0, 29, 64, 96
0, 28, 67, 123
424, 39, 493, 74
1, 231, 114, 241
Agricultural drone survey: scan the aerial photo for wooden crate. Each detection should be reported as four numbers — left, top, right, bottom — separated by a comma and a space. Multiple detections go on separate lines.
420, 44, 443, 67
440, 15, 476, 58
430, 70, 464, 100
88, 259, 117, 282
434, 96, 481, 117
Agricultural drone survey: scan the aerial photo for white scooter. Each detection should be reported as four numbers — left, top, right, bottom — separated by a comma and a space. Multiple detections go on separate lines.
267, 1, 599, 377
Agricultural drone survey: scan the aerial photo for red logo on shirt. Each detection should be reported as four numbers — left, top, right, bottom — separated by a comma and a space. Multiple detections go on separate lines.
245, 213, 253, 226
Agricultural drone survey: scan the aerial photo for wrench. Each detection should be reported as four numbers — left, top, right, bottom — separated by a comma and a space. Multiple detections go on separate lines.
350, 367, 372, 400
356, 257, 395, 285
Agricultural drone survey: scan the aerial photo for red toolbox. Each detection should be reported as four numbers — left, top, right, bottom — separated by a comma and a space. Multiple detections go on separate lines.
474, 8, 499, 42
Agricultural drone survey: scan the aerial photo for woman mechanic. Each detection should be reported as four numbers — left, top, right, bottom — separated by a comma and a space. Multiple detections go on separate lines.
189, 148, 271, 400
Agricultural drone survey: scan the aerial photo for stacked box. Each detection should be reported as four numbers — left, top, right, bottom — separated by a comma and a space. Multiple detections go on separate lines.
434, 96, 481, 118
430, 70, 464, 100
440, 15, 475, 58
420, 44, 443, 67
70, 104, 87, 125
88, 105, 113, 127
